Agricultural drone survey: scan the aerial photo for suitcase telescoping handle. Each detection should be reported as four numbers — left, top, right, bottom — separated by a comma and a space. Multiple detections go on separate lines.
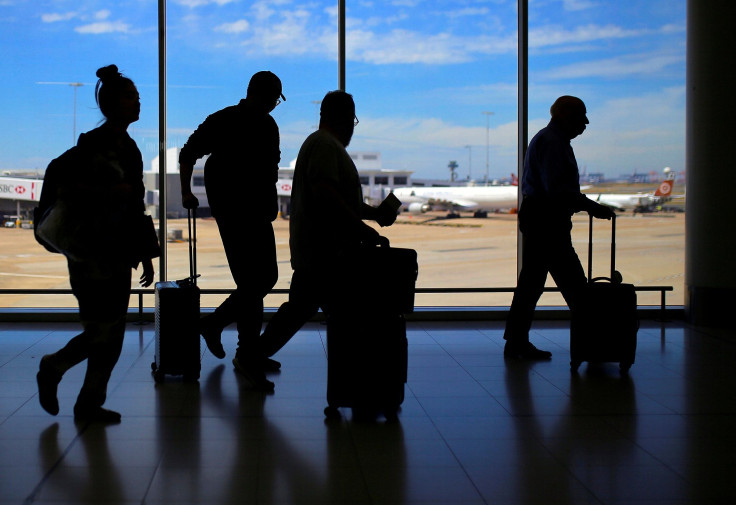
188, 208, 197, 286
587, 213, 619, 284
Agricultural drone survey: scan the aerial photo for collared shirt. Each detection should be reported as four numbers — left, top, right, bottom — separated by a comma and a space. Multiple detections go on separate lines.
522, 119, 581, 206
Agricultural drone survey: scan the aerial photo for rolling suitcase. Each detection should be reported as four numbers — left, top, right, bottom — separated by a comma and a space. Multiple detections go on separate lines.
152, 209, 201, 382
570, 215, 638, 374
324, 239, 417, 420
324, 313, 408, 420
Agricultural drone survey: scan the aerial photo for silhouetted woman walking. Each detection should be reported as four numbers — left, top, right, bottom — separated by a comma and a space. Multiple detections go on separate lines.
36, 65, 159, 424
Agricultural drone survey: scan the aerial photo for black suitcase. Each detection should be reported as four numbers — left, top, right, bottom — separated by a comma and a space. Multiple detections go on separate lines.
570, 215, 638, 373
324, 313, 408, 420
333, 239, 418, 315
324, 239, 416, 420
152, 209, 201, 382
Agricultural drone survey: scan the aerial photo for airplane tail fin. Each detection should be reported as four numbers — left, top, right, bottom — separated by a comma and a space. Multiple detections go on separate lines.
654, 176, 674, 197
511, 173, 518, 186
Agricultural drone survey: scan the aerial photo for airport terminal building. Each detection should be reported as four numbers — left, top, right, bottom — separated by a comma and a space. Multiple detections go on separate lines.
144, 147, 413, 219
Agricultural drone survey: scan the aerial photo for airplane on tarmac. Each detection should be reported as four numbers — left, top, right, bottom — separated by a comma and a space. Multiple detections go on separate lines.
391, 175, 519, 217
584, 174, 679, 213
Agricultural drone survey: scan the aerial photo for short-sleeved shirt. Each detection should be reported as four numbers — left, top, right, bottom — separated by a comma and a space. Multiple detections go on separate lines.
289, 129, 363, 271
179, 99, 280, 221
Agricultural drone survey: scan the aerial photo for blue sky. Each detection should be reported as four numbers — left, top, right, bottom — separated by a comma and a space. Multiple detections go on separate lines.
0, 0, 686, 181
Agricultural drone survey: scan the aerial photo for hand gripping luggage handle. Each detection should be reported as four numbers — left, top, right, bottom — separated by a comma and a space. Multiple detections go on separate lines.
587, 213, 617, 284
187, 208, 198, 286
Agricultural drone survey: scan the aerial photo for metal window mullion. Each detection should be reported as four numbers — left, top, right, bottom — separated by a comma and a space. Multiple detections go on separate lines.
158, 0, 167, 281
517, 0, 528, 279
338, 0, 346, 91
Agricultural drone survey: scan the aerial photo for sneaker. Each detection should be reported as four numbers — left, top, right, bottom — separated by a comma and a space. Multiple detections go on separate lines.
200, 319, 226, 359
73, 405, 122, 424
504, 341, 552, 360
37, 356, 61, 416
264, 357, 281, 373
232, 356, 274, 392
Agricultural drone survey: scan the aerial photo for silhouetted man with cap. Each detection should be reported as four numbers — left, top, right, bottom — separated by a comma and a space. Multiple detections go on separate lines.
504, 95, 615, 360
180, 70, 285, 390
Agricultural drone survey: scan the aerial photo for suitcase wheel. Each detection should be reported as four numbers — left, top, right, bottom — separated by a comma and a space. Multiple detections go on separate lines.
183, 372, 200, 382
384, 408, 400, 423
151, 365, 165, 383
324, 406, 341, 420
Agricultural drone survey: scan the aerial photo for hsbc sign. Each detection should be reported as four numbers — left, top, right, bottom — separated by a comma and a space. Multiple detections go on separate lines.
0, 177, 43, 202
276, 179, 293, 197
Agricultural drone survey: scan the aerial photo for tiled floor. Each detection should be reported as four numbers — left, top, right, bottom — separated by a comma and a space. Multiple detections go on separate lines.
1, 318, 736, 504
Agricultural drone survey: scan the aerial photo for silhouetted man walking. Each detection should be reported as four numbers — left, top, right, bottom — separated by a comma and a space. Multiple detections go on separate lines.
504, 95, 614, 360
258, 90, 396, 369
179, 71, 285, 390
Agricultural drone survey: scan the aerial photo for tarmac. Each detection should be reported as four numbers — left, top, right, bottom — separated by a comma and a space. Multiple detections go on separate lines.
0, 209, 685, 309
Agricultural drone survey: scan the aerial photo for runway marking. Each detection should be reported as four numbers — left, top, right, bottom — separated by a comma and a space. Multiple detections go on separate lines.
0, 272, 67, 279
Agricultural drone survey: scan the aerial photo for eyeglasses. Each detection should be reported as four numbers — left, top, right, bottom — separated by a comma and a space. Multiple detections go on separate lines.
274, 98, 282, 107
353, 116, 359, 127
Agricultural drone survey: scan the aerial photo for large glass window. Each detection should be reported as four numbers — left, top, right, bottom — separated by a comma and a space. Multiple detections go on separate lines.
164, 0, 337, 309
0, 0, 159, 309
0, 0, 685, 310
529, 0, 686, 307
346, 0, 520, 307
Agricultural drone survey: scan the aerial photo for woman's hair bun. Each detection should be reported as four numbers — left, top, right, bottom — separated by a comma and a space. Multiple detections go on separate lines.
96, 65, 121, 82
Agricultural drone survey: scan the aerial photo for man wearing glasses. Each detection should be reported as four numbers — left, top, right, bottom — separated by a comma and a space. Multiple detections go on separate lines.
257, 90, 396, 378
179, 71, 285, 390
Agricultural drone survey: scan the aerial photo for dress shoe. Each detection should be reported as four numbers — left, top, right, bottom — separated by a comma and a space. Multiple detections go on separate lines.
232, 356, 274, 392
504, 341, 552, 360
200, 320, 226, 359
37, 355, 61, 416
73, 405, 122, 424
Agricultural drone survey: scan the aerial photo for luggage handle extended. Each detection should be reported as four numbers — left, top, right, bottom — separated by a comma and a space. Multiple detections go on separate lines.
587, 213, 621, 285
181, 207, 199, 287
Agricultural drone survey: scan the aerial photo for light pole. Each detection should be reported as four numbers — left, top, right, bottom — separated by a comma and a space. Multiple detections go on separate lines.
69, 82, 84, 143
311, 100, 321, 130
465, 145, 472, 181
482, 111, 494, 185
37, 81, 86, 145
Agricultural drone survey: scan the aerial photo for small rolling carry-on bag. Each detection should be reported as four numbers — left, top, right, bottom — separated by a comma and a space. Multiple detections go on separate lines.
570, 215, 638, 374
324, 239, 418, 420
152, 209, 201, 382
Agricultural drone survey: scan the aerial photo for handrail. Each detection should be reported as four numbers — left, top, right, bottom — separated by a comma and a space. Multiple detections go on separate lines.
0, 285, 674, 320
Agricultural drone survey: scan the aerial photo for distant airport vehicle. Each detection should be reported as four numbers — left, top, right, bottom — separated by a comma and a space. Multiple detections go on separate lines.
585, 174, 679, 213
391, 174, 519, 218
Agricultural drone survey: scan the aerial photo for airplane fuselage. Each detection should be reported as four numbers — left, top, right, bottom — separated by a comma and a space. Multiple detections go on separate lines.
392, 185, 519, 212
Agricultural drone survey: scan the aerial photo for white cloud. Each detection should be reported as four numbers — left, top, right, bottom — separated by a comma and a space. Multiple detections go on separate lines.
531, 24, 645, 48
573, 86, 686, 172
174, 0, 239, 7
94, 10, 111, 21
346, 29, 515, 64
75, 20, 132, 35
215, 19, 250, 34
446, 7, 491, 19
563, 0, 598, 11
41, 12, 77, 23
541, 51, 684, 80
241, 9, 324, 56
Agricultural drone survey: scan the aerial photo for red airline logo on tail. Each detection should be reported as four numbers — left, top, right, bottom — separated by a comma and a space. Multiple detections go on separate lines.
654, 179, 673, 197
